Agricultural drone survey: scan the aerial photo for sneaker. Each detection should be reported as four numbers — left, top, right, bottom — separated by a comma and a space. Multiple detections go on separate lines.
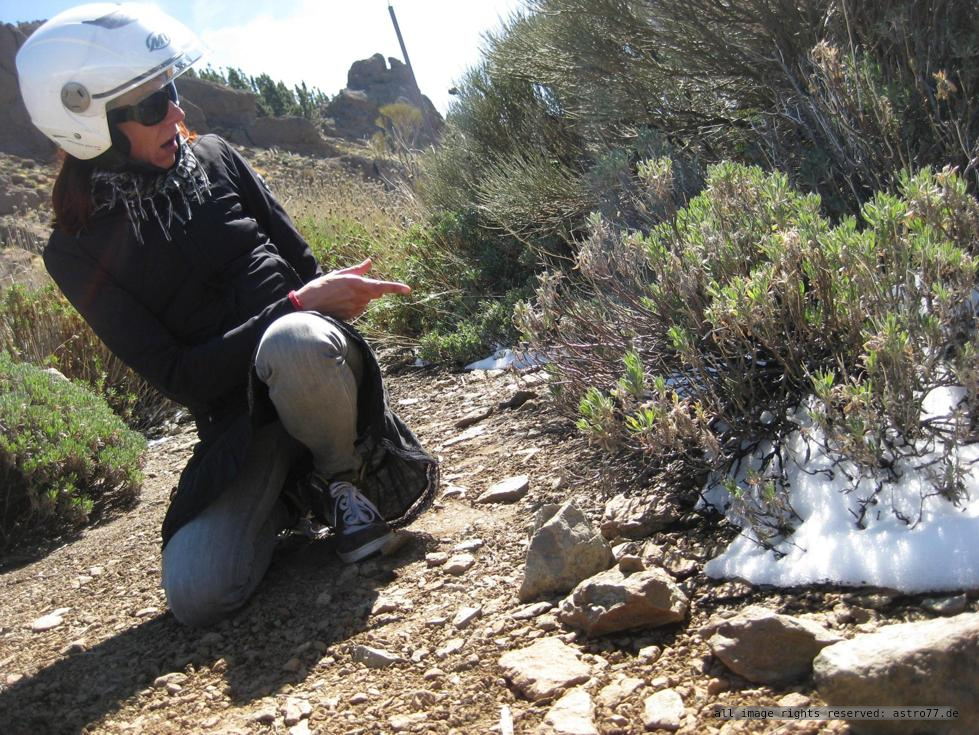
321, 479, 393, 563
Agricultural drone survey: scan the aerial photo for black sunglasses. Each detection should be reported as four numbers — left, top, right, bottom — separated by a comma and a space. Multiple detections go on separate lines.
108, 82, 179, 126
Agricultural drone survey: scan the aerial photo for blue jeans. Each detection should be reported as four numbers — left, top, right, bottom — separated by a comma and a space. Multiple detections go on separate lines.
162, 313, 363, 626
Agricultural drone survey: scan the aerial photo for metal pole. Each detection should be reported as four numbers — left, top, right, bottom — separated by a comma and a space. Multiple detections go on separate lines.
388, 3, 420, 94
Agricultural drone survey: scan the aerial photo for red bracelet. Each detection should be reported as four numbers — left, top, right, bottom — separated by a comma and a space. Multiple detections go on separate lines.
287, 290, 304, 310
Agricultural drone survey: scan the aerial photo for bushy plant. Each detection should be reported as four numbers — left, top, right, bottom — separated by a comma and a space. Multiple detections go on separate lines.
520, 163, 979, 540
0, 284, 176, 431
0, 352, 145, 551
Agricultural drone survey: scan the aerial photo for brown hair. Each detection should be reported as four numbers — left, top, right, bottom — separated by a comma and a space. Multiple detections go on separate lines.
52, 122, 198, 235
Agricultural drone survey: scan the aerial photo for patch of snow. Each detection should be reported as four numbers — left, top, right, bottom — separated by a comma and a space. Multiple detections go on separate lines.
464, 348, 547, 372
704, 388, 979, 593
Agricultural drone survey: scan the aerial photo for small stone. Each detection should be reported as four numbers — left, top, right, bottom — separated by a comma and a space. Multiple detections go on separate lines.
435, 638, 465, 659
372, 597, 401, 615
642, 689, 684, 731
288, 722, 311, 735
31, 613, 65, 632
153, 672, 188, 689
253, 709, 277, 724
315, 590, 333, 606
351, 645, 403, 669
544, 687, 598, 735
512, 601, 554, 620
165, 682, 182, 695
389, 712, 427, 731
498, 637, 591, 701
638, 645, 662, 663
5, 674, 24, 687
425, 552, 449, 567
423, 667, 445, 681
452, 606, 483, 630
454, 538, 485, 552
921, 594, 968, 616
706, 678, 729, 696
618, 555, 645, 573
442, 485, 467, 498
134, 607, 159, 618
62, 638, 88, 655
350, 692, 369, 704
536, 614, 560, 632
476, 475, 530, 504
89, 566, 104, 576
777, 692, 811, 708
601, 493, 681, 540
455, 407, 492, 429
281, 698, 306, 726
597, 677, 645, 708
444, 554, 476, 575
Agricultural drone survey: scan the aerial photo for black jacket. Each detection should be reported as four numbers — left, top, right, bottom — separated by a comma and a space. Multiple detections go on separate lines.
44, 135, 436, 547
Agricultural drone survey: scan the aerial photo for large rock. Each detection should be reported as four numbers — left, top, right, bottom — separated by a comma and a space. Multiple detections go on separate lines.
519, 502, 614, 602
244, 116, 338, 156
325, 53, 442, 144
813, 612, 979, 734
601, 493, 681, 539
177, 75, 257, 134
701, 606, 843, 684
0, 21, 57, 158
557, 567, 688, 637
498, 637, 591, 701
642, 689, 685, 731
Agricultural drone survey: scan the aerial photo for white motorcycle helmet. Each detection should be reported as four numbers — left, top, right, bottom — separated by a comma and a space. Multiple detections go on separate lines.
16, 2, 204, 160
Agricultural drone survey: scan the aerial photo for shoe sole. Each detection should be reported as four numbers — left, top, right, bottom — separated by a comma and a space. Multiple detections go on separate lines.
336, 530, 394, 564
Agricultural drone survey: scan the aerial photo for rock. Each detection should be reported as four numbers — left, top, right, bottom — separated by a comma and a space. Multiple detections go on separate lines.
245, 116, 339, 156
597, 677, 645, 707
617, 555, 645, 573
638, 645, 662, 663
477, 475, 530, 504
253, 709, 277, 724
519, 502, 614, 603
289, 722, 312, 735
30, 613, 65, 632
642, 689, 685, 731
425, 552, 449, 567
512, 601, 554, 620
351, 645, 403, 669
455, 407, 492, 429
543, 688, 598, 735
777, 692, 811, 708
814, 612, 979, 734
435, 638, 465, 658
281, 698, 307, 726
499, 390, 537, 410
444, 554, 476, 575
134, 607, 159, 618
153, 672, 188, 688
702, 605, 843, 684
389, 712, 428, 731
498, 637, 591, 701
282, 657, 304, 673
372, 597, 401, 615
454, 538, 485, 552
557, 567, 688, 637
600, 493, 681, 540
452, 606, 482, 630
315, 590, 333, 606
921, 594, 968, 616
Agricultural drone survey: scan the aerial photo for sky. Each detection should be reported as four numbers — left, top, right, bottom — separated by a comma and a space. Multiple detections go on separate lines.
0, 0, 526, 114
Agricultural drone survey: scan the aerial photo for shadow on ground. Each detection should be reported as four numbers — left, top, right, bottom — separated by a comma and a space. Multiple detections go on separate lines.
0, 532, 434, 735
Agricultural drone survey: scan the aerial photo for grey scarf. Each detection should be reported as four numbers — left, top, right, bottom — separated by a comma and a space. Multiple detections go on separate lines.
90, 140, 210, 244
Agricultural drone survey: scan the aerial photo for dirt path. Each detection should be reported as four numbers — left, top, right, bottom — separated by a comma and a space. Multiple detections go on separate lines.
0, 364, 872, 735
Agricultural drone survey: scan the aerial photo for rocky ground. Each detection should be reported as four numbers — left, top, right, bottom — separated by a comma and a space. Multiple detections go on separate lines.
0, 147, 976, 735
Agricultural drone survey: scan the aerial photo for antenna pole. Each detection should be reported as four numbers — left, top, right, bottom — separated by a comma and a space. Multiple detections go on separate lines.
388, 3, 419, 93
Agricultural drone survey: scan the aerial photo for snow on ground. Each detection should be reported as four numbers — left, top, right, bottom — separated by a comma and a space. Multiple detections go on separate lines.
704, 387, 979, 593
464, 347, 547, 371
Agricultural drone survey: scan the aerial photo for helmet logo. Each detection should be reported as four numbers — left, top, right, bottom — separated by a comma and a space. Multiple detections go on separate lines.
61, 82, 91, 113
83, 11, 137, 29
146, 33, 171, 52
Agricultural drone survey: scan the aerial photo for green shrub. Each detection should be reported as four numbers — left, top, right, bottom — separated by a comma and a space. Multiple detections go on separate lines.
0, 284, 176, 431
0, 352, 145, 551
520, 163, 979, 541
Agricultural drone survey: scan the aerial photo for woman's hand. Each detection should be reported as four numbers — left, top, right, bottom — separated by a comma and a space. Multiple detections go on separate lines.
294, 258, 410, 321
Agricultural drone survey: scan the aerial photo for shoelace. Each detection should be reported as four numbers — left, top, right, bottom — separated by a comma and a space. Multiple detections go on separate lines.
329, 482, 378, 528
